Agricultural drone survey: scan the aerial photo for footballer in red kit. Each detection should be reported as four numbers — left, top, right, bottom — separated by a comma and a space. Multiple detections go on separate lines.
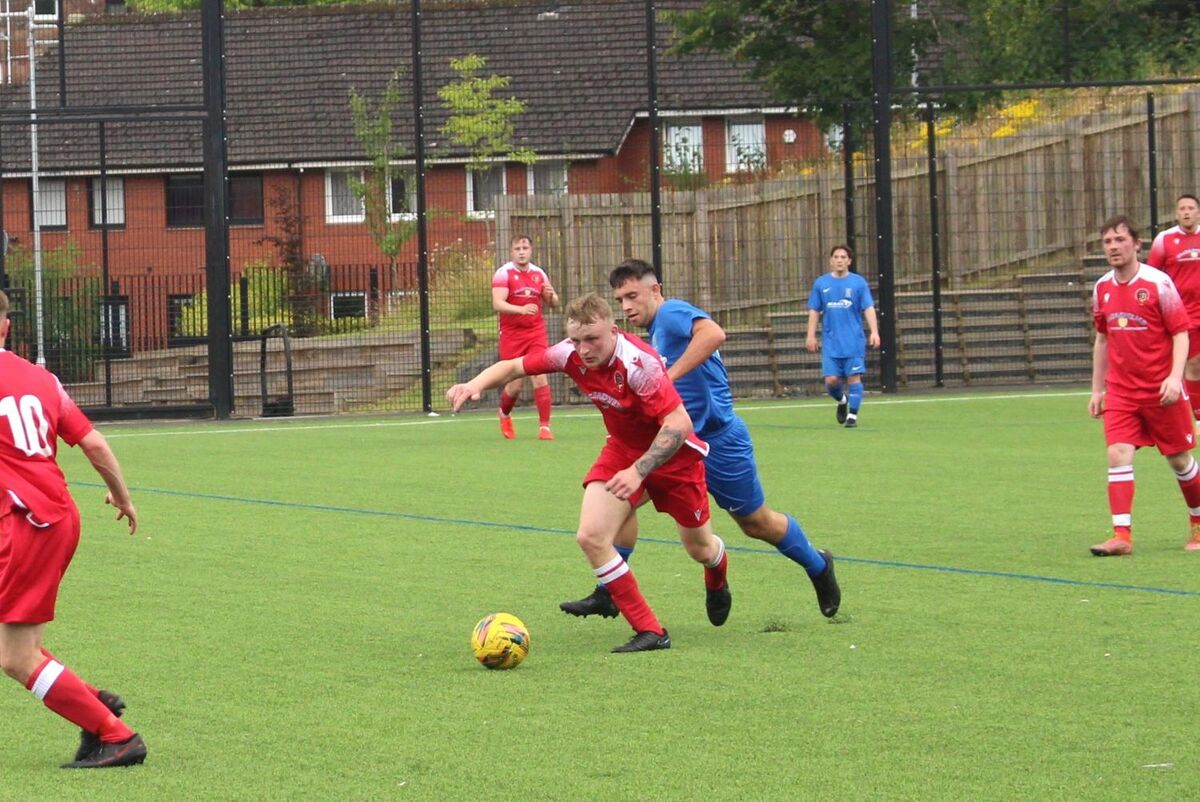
0, 290, 146, 768
1145, 194, 1200, 416
1087, 216, 1200, 556
490, 235, 559, 440
448, 293, 731, 653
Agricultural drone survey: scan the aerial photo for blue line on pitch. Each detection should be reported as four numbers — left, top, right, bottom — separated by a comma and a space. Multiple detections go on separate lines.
85, 481, 1200, 599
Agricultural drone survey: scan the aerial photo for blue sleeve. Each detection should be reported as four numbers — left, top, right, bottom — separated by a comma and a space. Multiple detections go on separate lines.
661, 300, 707, 338
808, 279, 824, 312
858, 278, 875, 310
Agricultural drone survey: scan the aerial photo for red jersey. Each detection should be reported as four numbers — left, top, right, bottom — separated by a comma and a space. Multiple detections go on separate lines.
1146, 225, 1200, 325
1093, 264, 1191, 404
0, 350, 93, 524
522, 332, 709, 465
492, 262, 551, 337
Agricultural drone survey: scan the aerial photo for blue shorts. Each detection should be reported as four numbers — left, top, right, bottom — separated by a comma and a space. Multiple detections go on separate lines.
702, 417, 766, 516
822, 352, 865, 379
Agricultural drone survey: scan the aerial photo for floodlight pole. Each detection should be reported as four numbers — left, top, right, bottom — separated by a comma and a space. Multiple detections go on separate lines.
645, 0, 663, 280
411, 0, 434, 414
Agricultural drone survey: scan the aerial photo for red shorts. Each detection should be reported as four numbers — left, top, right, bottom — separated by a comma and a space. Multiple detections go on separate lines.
1189, 329, 1200, 360
583, 442, 711, 528
1103, 393, 1196, 455
499, 329, 549, 361
0, 502, 81, 624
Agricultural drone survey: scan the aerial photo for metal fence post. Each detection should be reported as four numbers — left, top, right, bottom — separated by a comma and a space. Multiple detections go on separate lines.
843, 102, 856, 255
924, 101, 944, 387
1147, 92, 1159, 236
871, 0, 897, 393
645, 0, 663, 280
201, 0, 233, 418
411, 0, 434, 414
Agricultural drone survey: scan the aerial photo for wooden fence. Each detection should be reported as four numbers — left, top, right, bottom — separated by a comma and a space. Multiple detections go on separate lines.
497, 89, 1200, 322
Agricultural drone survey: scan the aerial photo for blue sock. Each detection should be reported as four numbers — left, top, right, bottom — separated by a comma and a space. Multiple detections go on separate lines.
847, 382, 864, 414
598, 546, 635, 590
775, 515, 826, 577
826, 381, 844, 402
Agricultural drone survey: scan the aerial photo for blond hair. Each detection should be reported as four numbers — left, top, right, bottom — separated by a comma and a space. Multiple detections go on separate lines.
0, 289, 8, 322
564, 292, 614, 326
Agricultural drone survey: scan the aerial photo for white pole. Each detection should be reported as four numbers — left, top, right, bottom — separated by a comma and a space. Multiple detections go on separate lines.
26, 5, 45, 366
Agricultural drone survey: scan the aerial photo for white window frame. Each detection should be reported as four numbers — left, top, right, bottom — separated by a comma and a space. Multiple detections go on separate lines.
388, 171, 418, 221
90, 176, 125, 228
527, 161, 568, 196
466, 165, 506, 219
664, 121, 704, 173
325, 170, 365, 224
725, 117, 767, 173
33, 0, 58, 21
33, 178, 67, 230
329, 291, 368, 320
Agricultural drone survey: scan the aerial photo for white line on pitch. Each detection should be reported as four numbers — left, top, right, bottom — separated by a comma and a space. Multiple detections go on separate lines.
98, 389, 1089, 439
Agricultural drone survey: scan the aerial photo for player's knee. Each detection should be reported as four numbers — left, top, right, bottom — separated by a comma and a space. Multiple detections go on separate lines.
0, 653, 35, 684
736, 516, 773, 541
575, 527, 607, 556
824, 377, 840, 387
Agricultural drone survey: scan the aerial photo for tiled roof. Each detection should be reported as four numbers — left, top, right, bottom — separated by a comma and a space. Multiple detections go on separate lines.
0, 1, 781, 172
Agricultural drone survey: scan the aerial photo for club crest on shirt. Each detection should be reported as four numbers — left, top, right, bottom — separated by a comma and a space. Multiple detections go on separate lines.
1135, 288, 1150, 304
845, 288, 853, 299
1117, 318, 1128, 327
613, 370, 625, 391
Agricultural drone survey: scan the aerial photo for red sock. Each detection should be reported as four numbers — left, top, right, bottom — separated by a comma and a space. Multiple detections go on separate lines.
498, 390, 516, 417
534, 385, 552, 427
1108, 465, 1134, 539
703, 537, 728, 590
39, 649, 98, 697
596, 557, 663, 635
1174, 457, 1200, 522
26, 658, 134, 744
1186, 379, 1200, 419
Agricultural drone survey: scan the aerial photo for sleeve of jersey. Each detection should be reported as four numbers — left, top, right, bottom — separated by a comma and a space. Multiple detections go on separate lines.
1159, 277, 1191, 333
629, 358, 684, 419
521, 339, 573, 375
490, 266, 510, 289
859, 280, 876, 310
1092, 285, 1106, 334
55, 381, 94, 446
1146, 234, 1166, 269
807, 281, 823, 311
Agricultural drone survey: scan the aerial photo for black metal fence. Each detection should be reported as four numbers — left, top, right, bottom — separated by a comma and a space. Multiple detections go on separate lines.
0, 1, 1196, 419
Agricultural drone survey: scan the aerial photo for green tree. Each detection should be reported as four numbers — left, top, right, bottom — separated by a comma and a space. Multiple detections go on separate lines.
349, 72, 417, 299
670, 1, 1200, 129
437, 53, 535, 223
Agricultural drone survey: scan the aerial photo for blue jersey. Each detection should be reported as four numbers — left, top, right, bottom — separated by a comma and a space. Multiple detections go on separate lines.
647, 299, 736, 439
808, 272, 875, 358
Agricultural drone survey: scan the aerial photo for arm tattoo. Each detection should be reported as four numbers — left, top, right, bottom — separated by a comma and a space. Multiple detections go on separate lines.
634, 426, 685, 478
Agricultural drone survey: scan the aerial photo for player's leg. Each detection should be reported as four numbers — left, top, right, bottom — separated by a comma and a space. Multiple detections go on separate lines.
821, 351, 847, 423
559, 497, 644, 619
645, 461, 730, 626
707, 420, 840, 617
0, 509, 144, 767
1183, 331, 1200, 421
1148, 397, 1200, 550
843, 351, 866, 428
1091, 442, 1137, 556
529, 372, 554, 440
498, 376, 523, 439
576, 482, 668, 652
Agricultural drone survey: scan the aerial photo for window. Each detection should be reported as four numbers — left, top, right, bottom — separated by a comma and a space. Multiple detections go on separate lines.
389, 172, 417, 219
330, 292, 367, 319
325, 170, 365, 223
664, 122, 703, 173
229, 174, 264, 226
528, 161, 568, 196
89, 177, 125, 229
32, 178, 66, 230
467, 165, 505, 216
725, 118, 766, 173
166, 174, 204, 228
168, 294, 202, 340
33, 0, 57, 20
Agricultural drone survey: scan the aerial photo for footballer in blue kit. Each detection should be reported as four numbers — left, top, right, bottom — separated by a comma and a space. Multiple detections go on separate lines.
806, 245, 880, 427
559, 259, 841, 622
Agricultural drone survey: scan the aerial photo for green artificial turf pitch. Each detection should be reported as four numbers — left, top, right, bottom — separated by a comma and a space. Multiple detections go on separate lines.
2, 389, 1197, 799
